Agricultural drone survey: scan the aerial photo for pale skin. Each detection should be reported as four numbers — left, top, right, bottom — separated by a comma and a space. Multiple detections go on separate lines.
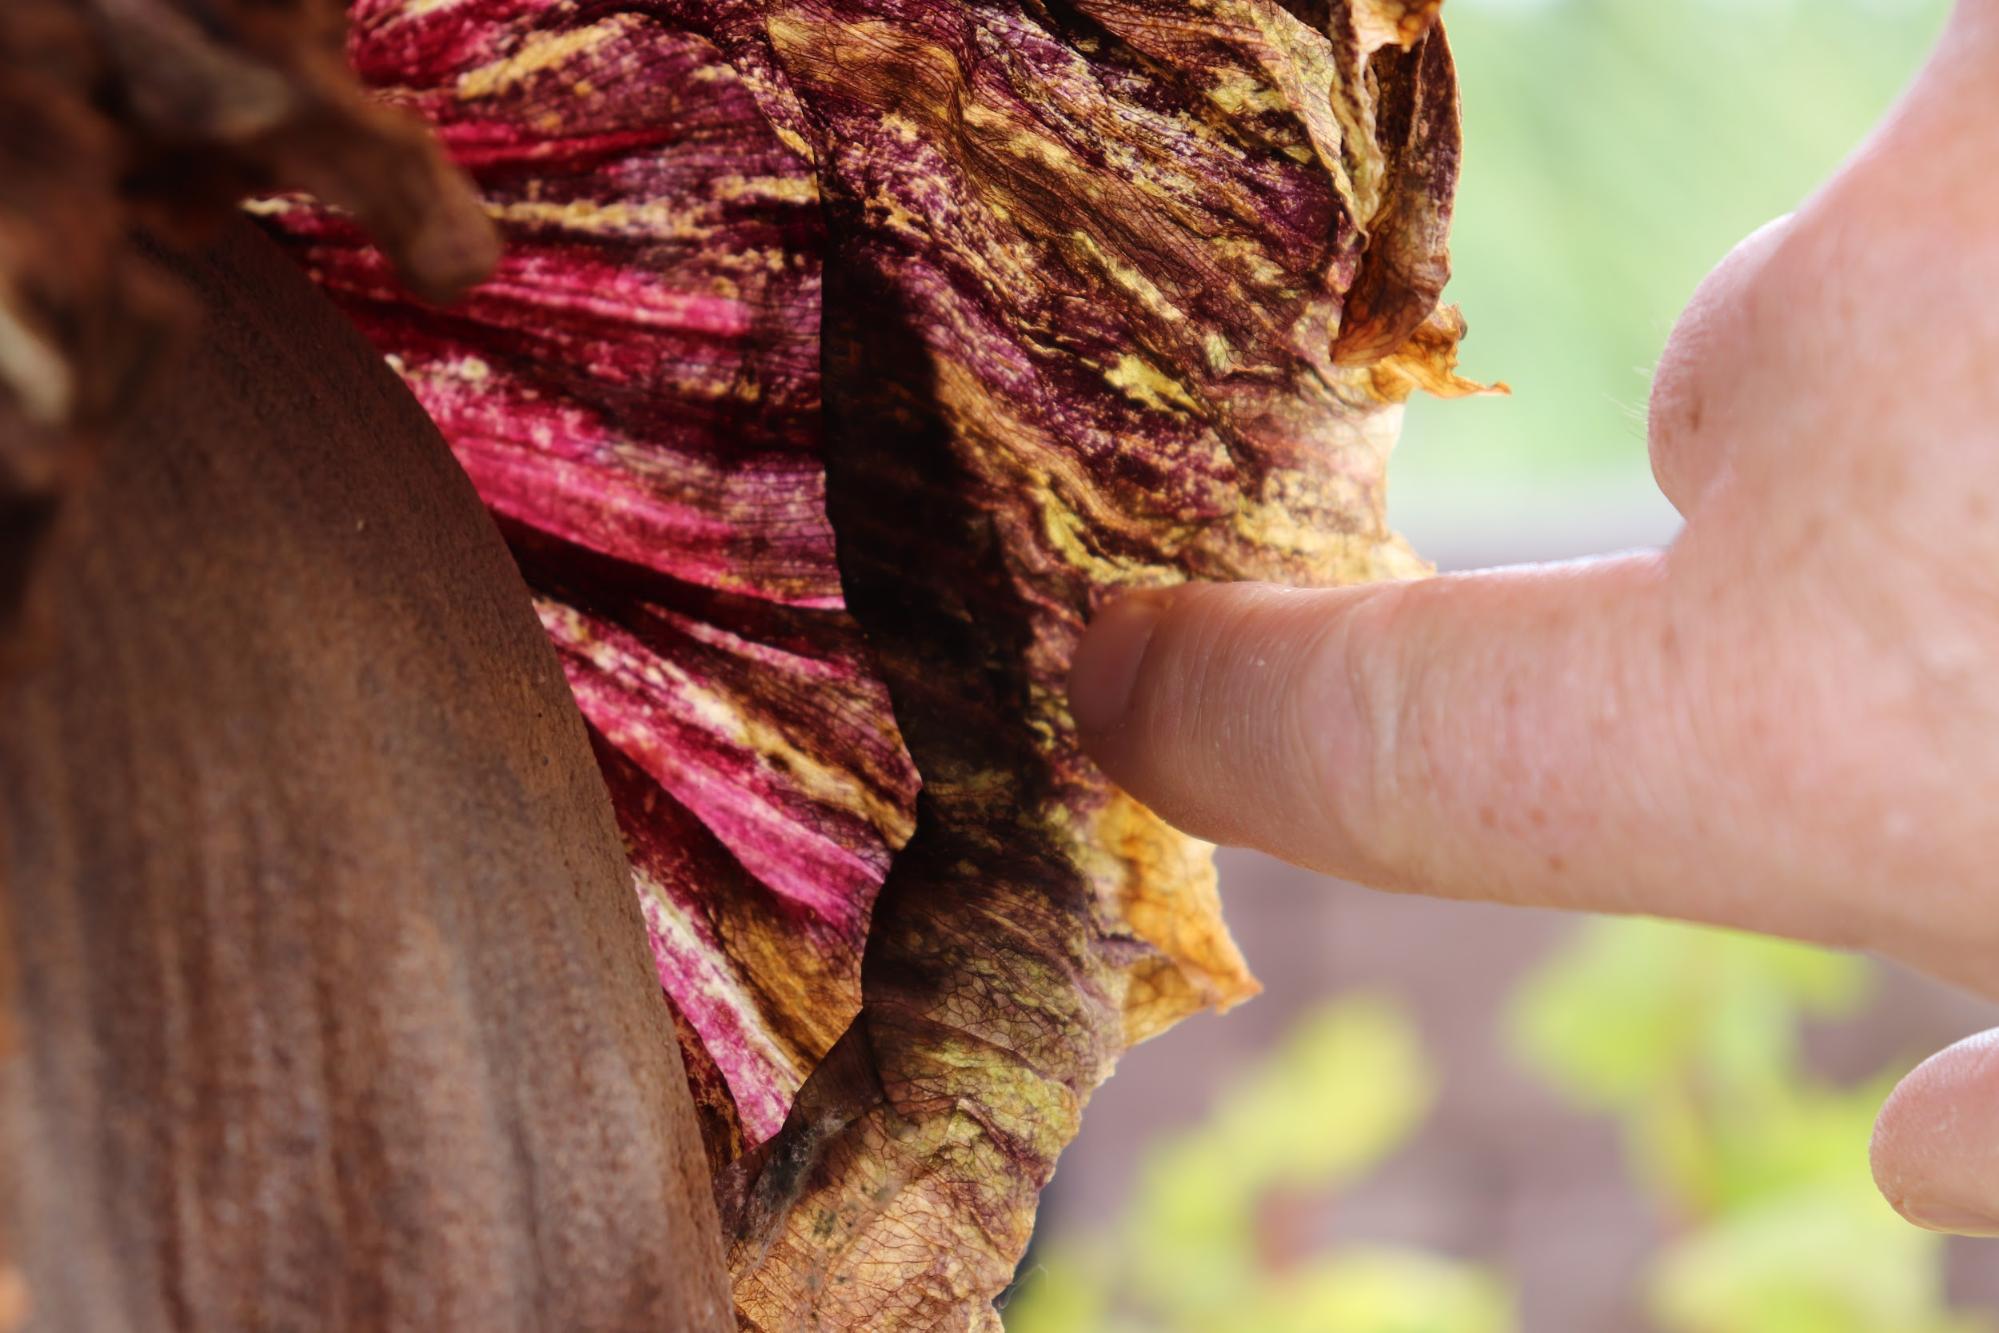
1070, 0, 1999, 1239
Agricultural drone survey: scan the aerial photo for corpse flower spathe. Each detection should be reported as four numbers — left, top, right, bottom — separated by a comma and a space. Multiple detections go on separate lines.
21, 0, 1485, 1324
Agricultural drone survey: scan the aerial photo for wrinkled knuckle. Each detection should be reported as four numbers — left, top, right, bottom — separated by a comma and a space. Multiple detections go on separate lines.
1649, 215, 1795, 509
1646, 351, 1720, 508
1292, 587, 1420, 881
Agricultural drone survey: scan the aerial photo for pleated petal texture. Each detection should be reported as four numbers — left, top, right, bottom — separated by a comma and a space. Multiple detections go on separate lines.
263, 0, 922, 1155
716, 2, 1479, 1326
266, 0, 1485, 1324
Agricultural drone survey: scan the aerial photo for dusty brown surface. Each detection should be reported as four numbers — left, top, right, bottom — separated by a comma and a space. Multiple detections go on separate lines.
0, 221, 727, 1331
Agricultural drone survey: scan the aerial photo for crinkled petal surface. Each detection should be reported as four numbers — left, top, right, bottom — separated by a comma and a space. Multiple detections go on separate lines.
264, 0, 922, 1155
273, 0, 1474, 1326
721, 3, 1467, 1327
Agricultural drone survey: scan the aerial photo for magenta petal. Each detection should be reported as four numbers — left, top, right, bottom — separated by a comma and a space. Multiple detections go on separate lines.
263, 2, 919, 1153
267, 0, 1480, 1325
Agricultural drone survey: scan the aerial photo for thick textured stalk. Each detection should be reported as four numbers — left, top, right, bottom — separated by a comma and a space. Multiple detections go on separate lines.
0, 222, 729, 1332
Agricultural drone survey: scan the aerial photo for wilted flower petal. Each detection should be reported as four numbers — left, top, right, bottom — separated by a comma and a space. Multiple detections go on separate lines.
270, 0, 1476, 1325
263, 0, 922, 1154
716, 1, 1466, 1324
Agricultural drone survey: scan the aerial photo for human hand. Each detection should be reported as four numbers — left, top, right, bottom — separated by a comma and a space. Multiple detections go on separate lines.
1070, 0, 1999, 1238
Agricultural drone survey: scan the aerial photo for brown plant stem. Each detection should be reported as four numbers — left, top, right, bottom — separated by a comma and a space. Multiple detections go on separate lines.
0, 220, 729, 1331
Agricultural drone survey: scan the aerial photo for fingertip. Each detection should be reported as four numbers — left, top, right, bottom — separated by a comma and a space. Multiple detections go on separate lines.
1873, 1029, 1999, 1238
1069, 586, 1174, 736
1068, 557, 1715, 924
1068, 578, 1341, 855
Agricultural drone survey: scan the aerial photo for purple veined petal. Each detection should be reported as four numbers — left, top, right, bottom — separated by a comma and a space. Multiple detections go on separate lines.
266, 0, 1491, 1326
263, 0, 921, 1158
715, 0, 1485, 1327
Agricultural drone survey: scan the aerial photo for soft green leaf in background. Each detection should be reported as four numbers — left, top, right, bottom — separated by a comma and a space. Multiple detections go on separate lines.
1508, 920, 1982, 1332
1007, 997, 1514, 1333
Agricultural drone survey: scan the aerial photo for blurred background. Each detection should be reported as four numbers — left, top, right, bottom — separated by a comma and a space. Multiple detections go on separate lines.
1007, 0, 1999, 1329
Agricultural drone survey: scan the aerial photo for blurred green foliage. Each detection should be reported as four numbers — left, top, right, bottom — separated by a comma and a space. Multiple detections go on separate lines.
1006, 924, 1986, 1333
1398, 0, 1952, 494
1512, 920, 1985, 1333
1005, 997, 1515, 1333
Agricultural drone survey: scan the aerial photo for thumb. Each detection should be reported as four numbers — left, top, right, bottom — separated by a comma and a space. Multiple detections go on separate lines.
1873, 1031, 1999, 1238
1068, 557, 1751, 924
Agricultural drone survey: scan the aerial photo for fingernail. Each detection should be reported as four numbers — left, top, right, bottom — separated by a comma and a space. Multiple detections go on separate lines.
1069, 589, 1171, 733
1905, 1203, 1999, 1238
